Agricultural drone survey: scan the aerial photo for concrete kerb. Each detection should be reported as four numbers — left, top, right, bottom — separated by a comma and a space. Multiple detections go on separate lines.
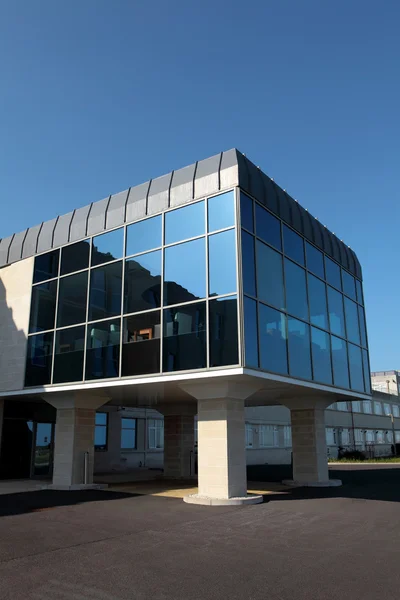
282, 479, 342, 488
183, 493, 264, 506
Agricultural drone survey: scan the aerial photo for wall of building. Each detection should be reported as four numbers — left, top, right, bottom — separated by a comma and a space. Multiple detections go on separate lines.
371, 372, 399, 395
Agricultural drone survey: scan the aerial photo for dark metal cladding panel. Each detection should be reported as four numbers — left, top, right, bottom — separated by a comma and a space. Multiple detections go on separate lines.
125, 181, 149, 224
350, 248, 362, 279
0, 235, 14, 267
236, 152, 250, 193
275, 185, 291, 224
53, 212, 74, 247
300, 207, 314, 242
8, 230, 28, 263
70, 204, 92, 242
106, 189, 129, 229
341, 244, 351, 272
194, 153, 221, 199
260, 172, 279, 216
219, 148, 239, 191
87, 197, 110, 236
170, 164, 196, 208
22, 224, 42, 259
245, 159, 265, 205
321, 227, 333, 256
37, 218, 58, 254
287, 195, 303, 235
147, 173, 172, 215
330, 233, 342, 264
311, 217, 324, 249
346, 246, 356, 275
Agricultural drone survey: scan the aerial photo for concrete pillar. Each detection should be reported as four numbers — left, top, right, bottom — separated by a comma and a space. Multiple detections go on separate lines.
163, 415, 194, 479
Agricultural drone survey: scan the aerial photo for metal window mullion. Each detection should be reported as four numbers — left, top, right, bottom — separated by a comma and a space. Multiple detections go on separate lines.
118, 225, 127, 378
82, 237, 93, 381
160, 212, 165, 374
234, 187, 244, 367
49, 250, 62, 384
205, 199, 210, 368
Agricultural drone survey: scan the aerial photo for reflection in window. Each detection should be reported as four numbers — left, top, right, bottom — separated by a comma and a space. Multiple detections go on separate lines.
126, 215, 162, 257
91, 228, 123, 266
311, 327, 332, 384
242, 231, 256, 297
85, 319, 120, 380
308, 274, 328, 330
208, 230, 236, 296
53, 326, 85, 383
363, 400, 372, 414
29, 280, 57, 333
124, 251, 161, 314
392, 404, 400, 418
331, 336, 349, 389
348, 343, 364, 392
33, 250, 59, 284
374, 401, 383, 415
283, 225, 304, 265
57, 271, 88, 327
208, 191, 235, 232
259, 304, 288, 375
25, 332, 53, 386
306, 243, 324, 279
285, 259, 308, 320
163, 302, 206, 372
165, 201, 204, 245
287, 317, 311, 380
255, 204, 281, 250
244, 297, 258, 368
122, 311, 161, 376
240, 192, 254, 232
352, 401, 361, 412
256, 241, 285, 310
121, 418, 136, 450
342, 270, 356, 300
89, 261, 122, 321
209, 296, 238, 367
356, 279, 364, 305
60, 240, 90, 275
344, 297, 360, 345
327, 286, 346, 338
95, 413, 108, 450
362, 349, 371, 394
325, 257, 342, 290
358, 306, 367, 347
164, 238, 206, 306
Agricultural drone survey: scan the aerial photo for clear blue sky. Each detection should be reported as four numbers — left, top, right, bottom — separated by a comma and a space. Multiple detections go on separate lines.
0, 0, 399, 371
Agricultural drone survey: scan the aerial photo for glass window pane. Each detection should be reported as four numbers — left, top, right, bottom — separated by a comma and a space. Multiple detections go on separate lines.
311, 327, 332, 384
256, 241, 285, 310
327, 286, 346, 338
244, 297, 258, 368
60, 240, 90, 275
124, 251, 161, 314
242, 231, 256, 297
209, 230, 236, 296
209, 296, 238, 367
358, 306, 367, 347
285, 259, 308, 320
362, 349, 371, 394
53, 326, 85, 383
306, 243, 324, 279
240, 192, 254, 232
165, 201, 205, 245
95, 426, 107, 448
255, 204, 281, 250
331, 336, 349, 388
121, 429, 136, 450
33, 250, 59, 283
57, 271, 88, 328
121, 418, 136, 429
348, 343, 364, 392
122, 311, 161, 376
283, 226, 304, 265
25, 332, 53, 387
288, 317, 311, 380
164, 238, 206, 306
208, 191, 235, 232
325, 257, 342, 290
89, 261, 122, 321
344, 297, 360, 344
356, 279, 364, 305
308, 274, 328, 330
259, 304, 288, 375
342, 270, 356, 300
91, 228, 123, 267
126, 215, 161, 256
29, 280, 57, 333
96, 413, 107, 425
85, 319, 120, 380
163, 302, 206, 372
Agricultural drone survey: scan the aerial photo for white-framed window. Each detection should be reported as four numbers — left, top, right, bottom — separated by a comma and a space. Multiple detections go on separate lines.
245, 424, 254, 448
375, 430, 384, 444
393, 405, 400, 418
352, 400, 361, 412
148, 419, 164, 449
385, 430, 393, 444
340, 428, 351, 446
259, 425, 279, 448
363, 400, 372, 414
374, 402, 383, 415
384, 403, 392, 416
121, 418, 137, 450
365, 430, 375, 444
395, 431, 400, 443
95, 412, 108, 451
284, 425, 292, 447
354, 429, 364, 444
326, 428, 336, 446
336, 401, 348, 412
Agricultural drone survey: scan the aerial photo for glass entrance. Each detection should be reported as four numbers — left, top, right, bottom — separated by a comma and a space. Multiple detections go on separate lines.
32, 423, 54, 477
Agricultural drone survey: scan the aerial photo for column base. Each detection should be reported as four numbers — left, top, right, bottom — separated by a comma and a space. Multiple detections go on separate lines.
282, 479, 342, 488
183, 493, 263, 506
41, 483, 108, 491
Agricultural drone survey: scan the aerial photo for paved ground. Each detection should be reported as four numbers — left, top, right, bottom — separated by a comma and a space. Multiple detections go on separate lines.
0, 465, 400, 600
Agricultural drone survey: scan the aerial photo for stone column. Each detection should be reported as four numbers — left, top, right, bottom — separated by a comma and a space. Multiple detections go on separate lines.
158, 404, 196, 479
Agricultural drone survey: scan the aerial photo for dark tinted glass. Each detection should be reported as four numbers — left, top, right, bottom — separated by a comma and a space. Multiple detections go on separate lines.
362, 349, 371, 394
209, 296, 238, 367
325, 257, 341, 290
240, 193, 254, 232
57, 271, 88, 327
60, 240, 90, 275
165, 201, 205, 245
259, 304, 288, 375
122, 311, 161, 376
256, 241, 285, 310
33, 250, 59, 283
126, 215, 161, 256
163, 302, 206, 372
255, 204, 281, 250
124, 251, 161, 314
344, 297, 360, 344
244, 296, 258, 368
342, 270, 356, 300
311, 327, 332, 384
285, 259, 308, 320
306, 243, 324, 279
96, 412, 107, 425
208, 191, 235, 232
85, 319, 120, 380
242, 231, 256, 296
53, 326, 85, 383
327, 286, 346, 338
209, 230, 236, 296
164, 238, 206, 306
348, 343, 364, 392
25, 332, 53, 386
358, 305, 367, 347
283, 226, 304, 265
29, 280, 57, 333
331, 336, 349, 388
91, 228, 123, 266
308, 274, 328, 330
356, 279, 364, 305
89, 261, 122, 322
287, 317, 311, 380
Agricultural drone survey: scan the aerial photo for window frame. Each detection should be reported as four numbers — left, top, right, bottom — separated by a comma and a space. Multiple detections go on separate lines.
95, 412, 108, 452
121, 417, 137, 451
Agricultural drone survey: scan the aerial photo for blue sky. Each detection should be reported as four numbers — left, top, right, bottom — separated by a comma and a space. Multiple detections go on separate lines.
0, 0, 399, 370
